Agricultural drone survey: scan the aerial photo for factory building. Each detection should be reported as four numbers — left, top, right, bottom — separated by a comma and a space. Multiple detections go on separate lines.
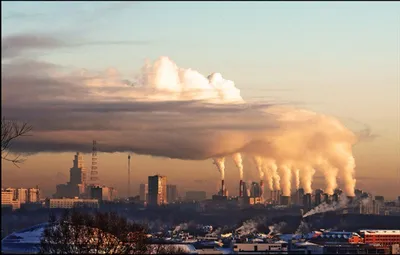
148, 175, 167, 206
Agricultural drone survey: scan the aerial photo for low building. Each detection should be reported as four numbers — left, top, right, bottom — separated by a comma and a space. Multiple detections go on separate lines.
310, 231, 364, 244
360, 229, 400, 247
233, 242, 288, 253
47, 197, 99, 209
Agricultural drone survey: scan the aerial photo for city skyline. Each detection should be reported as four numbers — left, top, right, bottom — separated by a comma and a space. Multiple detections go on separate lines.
2, 2, 400, 199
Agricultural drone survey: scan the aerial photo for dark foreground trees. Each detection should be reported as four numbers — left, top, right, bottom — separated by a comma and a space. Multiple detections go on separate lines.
1, 117, 32, 166
39, 210, 186, 254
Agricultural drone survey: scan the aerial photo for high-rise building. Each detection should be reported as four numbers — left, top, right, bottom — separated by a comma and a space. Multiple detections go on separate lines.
139, 184, 148, 202
16, 188, 28, 203
70, 152, 87, 186
27, 188, 40, 203
167, 184, 178, 203
90, 186, 117, 201
148, 175, 167, 206
54, 153, 87, 198
185, 191, 207, 201
1, 189, 20, 210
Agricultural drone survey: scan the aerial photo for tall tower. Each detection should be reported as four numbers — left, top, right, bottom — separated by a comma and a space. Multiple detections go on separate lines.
128, 154, 131, 198
90, 140, 99, 185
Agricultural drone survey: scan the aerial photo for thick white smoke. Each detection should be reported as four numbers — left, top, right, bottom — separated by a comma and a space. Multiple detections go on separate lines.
294, 168, 300, 190
232, 153, 244, 180
5, 56, 363, 196
279, 163, 292, 196
235, 219, 258, 238
253, 156, 265, 180
303, 193, 349, 218
300, 166, 316, 194
213, 157, 226, 180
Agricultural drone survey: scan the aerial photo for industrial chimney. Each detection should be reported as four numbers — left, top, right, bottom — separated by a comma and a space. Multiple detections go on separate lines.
259, 180, 264, 198
221, 179, 226, 196
239, 180, 243, 197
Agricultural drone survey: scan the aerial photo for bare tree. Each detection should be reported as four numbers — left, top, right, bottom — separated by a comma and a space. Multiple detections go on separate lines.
1, 117, 32, 167
40, 210, 188, 254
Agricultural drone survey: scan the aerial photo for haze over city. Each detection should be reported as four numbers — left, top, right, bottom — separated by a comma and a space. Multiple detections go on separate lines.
2, 1, 400, 199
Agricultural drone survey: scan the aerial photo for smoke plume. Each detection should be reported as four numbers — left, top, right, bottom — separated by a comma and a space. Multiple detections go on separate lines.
294, 168, 300, 190
232, 153, 244, 180
279, 163, 292, 196
213, 157, 225, 180
253, 156, 265, 180
300, 166, 316, 194
303, 193, 349, 218
2, 51, 368, 196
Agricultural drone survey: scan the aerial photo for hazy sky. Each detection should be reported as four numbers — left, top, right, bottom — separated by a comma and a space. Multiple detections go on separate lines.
2, 1, 399, 199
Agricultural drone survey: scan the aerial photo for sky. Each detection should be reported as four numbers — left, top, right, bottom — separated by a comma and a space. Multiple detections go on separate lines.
1, 1, 400, 199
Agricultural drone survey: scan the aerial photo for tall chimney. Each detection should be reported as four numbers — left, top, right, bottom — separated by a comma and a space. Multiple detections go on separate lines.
239, 180, 243, 197
270, 190, 274, 202
221, 179, 225, 196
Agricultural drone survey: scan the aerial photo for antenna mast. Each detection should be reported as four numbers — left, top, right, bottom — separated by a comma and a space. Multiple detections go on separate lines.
90, 140, 99, 185
128, 154, 131, 198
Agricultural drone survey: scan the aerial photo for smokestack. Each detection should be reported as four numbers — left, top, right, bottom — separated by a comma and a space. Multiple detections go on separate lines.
239, 180, 243, 197
221, 179, 225, 196
270, 191, 274, 202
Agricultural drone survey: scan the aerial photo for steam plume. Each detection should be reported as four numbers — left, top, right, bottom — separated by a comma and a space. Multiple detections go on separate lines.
303, 193, 349, 217
232, 153, 244, 180
3, 54, 365, 196
294, 168, 300, 190
279, 163, 292, 196
253, 156, 265, 180
265, 159, 280, 191
213, 157, 225, 180
300, 166, 316, 194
